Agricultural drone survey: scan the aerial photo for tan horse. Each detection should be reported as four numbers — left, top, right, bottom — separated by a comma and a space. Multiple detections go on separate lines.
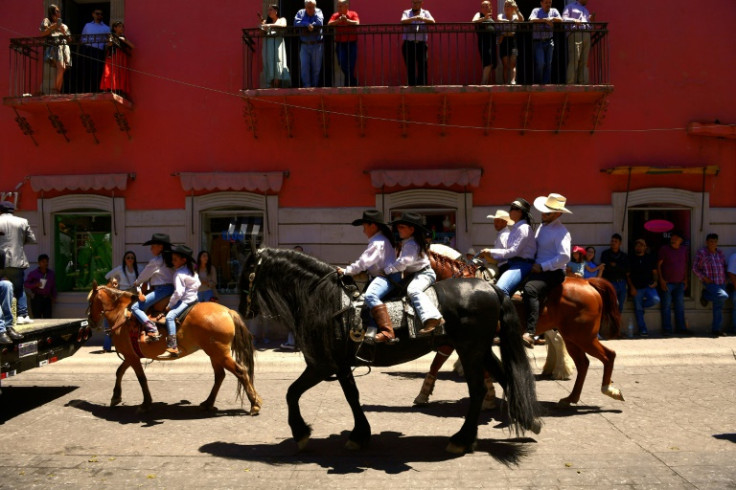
87, 282, 262, 414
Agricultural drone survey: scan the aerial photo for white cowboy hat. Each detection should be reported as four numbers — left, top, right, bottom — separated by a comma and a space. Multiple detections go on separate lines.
486, 209, 515, 225
533, 193, 572, 214
466, 247, 477, 256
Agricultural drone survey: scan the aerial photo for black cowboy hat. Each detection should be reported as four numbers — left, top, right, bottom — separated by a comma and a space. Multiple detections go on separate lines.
509, 198, 531, 214
0, 201, 15, 213
170, 244, 195, 262
390, 211, 428, 234
143, 233, 172, 246
352, 209, 392, 234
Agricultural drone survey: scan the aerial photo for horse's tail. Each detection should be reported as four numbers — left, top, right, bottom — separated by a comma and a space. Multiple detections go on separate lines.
588, 277, 621, 339
229, 309, 256, 404
492, 284, 542, 436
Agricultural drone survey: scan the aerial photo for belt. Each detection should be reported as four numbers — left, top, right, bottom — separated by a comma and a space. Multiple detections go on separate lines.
302, 40, 323, 45
152, 284, 173, 289
509, 257, 535, 264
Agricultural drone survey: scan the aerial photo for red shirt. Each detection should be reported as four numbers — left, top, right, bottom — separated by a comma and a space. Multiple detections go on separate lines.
329, 10, 360, 42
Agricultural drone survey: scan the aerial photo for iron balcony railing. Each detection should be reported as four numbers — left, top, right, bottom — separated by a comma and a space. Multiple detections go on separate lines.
7, 34, 132, 99
242, 21, 609, 90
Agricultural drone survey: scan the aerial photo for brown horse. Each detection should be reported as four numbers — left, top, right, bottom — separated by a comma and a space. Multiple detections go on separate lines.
87, 282, 262, 414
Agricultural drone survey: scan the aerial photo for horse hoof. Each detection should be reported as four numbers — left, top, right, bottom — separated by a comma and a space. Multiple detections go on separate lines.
557, 397, 574, 407
296, 436, 310, 452
529, 418, 543, 435
602, 384, 625, 401
250, 404, 261, 416
136, 405, 151, 414
110, 397, 122, 407
481, 397, 497, 410
199, 402, 218, 412
344, 440, 362, 451
445, 440, 476, 455
413, 393, 429, 405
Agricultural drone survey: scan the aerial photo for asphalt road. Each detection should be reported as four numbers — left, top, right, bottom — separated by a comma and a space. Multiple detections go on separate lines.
1, 336, 735, 489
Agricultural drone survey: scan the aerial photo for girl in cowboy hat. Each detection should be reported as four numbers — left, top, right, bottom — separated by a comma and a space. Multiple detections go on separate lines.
131, 233, 174, 341
162, 245, 201, 357
385, 212, 444, 336
337, 210, 400, 344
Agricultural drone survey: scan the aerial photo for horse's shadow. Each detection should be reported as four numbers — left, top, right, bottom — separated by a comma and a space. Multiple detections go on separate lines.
384, 370, 463, 383
200, 430, 537, 473
1, 386, 78, 424
65, 399, 252, 427
538, 400, 623, 417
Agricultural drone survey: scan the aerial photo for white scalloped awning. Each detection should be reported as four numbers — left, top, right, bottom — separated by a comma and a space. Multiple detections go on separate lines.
368, 168, 483, 188
30, 173, 132, 192
178, 172, 285, 193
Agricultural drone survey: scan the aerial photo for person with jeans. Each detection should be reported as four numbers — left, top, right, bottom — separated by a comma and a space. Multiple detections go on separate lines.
601, 233, 629, 313
0, 200, 36, 326
295, 0, 324, 88
328, 0, 360, 87
692, 233, 728, 336
0, 279, 23, 345
529, 0, 562, 84
727, 252, 736, 335
627, 238, 660, 336
657, 230, 690, 335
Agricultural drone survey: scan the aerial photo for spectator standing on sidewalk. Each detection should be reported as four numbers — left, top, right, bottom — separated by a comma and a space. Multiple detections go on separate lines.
627, 238, 660, 336
601, 233, 629, 313
727, 251, 736, 335
657, 230, 690, 336
692, 233, 728, 337
24, 254, 57, 319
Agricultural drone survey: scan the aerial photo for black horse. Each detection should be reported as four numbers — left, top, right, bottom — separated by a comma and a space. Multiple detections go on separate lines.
239, 248, 541, 454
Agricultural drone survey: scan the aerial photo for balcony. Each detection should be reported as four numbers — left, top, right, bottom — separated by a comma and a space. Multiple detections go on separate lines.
241, 22, 611, 138
4, 34, 133, 144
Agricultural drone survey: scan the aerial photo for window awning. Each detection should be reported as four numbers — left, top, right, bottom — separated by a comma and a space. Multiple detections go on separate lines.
367, 168, 483, 188
177, 171, 286, 193
601, 166, 719, 176
29, 173, 134, 192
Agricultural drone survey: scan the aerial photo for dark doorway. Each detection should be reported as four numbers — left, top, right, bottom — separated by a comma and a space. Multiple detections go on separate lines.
62, 1, 111, 93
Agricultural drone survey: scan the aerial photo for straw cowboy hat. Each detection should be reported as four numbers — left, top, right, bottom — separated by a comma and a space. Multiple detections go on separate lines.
487, 209, 515, 226
351, 209, 392, 235
170, 244, 195, 262
534, 193, 572, 214
142, 233, 173, 246
390, 211, 429, 234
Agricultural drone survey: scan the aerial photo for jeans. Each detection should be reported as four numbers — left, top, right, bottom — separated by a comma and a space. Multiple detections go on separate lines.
660, 282, 686, 332
131, 284, 175, 325
17, 290, 29, 317
407, 267, 440, 324
609, 279, 627, 313
633, 286, 660, 331
731, 288, 736, 333
336, 41, 358, 86
165, 300, 192, 337
364, 273, 401, 310
533, 38, 554, 84
703, 283, 728, 333
0, 279, 13, 332
402, 41, 428, 86
299, 43, 323, 88
197, 289, 215, 302
496, 260, 534, 297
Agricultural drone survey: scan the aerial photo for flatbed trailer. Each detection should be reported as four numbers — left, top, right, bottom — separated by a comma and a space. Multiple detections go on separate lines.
1, 318, 91, 390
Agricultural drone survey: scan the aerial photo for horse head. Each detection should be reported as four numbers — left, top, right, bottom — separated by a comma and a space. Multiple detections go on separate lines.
87, 281, 137, 331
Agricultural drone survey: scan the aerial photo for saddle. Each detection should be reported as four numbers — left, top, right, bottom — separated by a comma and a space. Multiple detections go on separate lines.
136, 295, 197, 341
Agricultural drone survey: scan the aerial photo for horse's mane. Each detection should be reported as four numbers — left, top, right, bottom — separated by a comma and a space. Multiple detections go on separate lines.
248, 248, 343, 368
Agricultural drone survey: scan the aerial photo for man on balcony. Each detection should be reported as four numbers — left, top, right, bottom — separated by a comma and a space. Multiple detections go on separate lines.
80, 9, 110, 93
563, 0, 595, 84
400, 0, 435, 86
295, 0, 324, 88
328, 0, 360, 87
529, 0, 562, 84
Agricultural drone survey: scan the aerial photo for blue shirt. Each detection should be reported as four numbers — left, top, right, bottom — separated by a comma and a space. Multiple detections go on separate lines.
294, 8, 324, 42
81, 21, 110, 49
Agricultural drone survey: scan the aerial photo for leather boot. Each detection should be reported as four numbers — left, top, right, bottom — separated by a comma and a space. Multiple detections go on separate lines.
6, 327, 24, 340
162, 334, 179, 358
0, 332, 13, 345
143, 321, 161, 343
371, 304, 398, 344
419, 317, 444, 335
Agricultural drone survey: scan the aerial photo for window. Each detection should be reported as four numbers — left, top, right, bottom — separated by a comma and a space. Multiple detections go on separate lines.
200, 210, 264, 293
54, 212, 112, 292
390, 208, 457, 249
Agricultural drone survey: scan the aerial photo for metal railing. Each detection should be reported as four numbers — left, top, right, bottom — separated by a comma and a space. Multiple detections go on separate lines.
7, 34, 132, 98
242, 22, 609, 90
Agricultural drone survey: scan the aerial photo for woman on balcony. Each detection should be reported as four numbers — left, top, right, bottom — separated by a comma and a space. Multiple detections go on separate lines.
259, 5, 290, 88
39, 4, 71, 94
472, 1, 497, 85
100, 21, 135, 99
497, 0, 523, 85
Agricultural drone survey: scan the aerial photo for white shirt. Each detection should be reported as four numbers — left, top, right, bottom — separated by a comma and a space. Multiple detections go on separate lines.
727, 253, 736, 276
105, 264, 143, 290
385, 238, 430, 275
489, 220, 536, 261
168, 266, 201, 309
136, 255, 174, 287
493, 227, 511, 266
535, 218, 571, 272
345, 233, 396, 277
401, 8, 434, 42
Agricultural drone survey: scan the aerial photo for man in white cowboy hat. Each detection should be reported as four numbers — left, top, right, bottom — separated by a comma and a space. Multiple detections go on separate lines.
521, 193, 572, 348
485, 209, 515, 268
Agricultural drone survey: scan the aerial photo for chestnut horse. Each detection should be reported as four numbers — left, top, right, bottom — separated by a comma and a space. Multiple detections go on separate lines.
87, 282, 262, 414
423, 252, 624, 407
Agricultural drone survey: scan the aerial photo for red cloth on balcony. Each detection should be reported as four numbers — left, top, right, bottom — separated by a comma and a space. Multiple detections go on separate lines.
100, 43, 130, 96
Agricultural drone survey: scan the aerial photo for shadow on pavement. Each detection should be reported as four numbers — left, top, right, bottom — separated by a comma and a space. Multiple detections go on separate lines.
714, 433, 736, 443
200, 430, 537, 472
538, 400, 623, 417
65, 398, 253, 427
0, 385, 78, 424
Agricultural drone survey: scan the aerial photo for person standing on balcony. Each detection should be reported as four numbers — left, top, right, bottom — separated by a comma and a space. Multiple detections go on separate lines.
81, 8, 110, 93
328, 0, 360, 87
294, 0, 324, 88
529, 0, 562, 84
692, 233, 729, 337
400, 0, 435, 86
472, 1, 497, 85
563, 0, 594, 84
39, 4, 71, 94
497, 0, 523, 85
259, 5, 290, 88
100, 21, 135, 98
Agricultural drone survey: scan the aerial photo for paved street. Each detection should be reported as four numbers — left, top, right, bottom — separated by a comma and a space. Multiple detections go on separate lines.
1, 335, 735, 489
